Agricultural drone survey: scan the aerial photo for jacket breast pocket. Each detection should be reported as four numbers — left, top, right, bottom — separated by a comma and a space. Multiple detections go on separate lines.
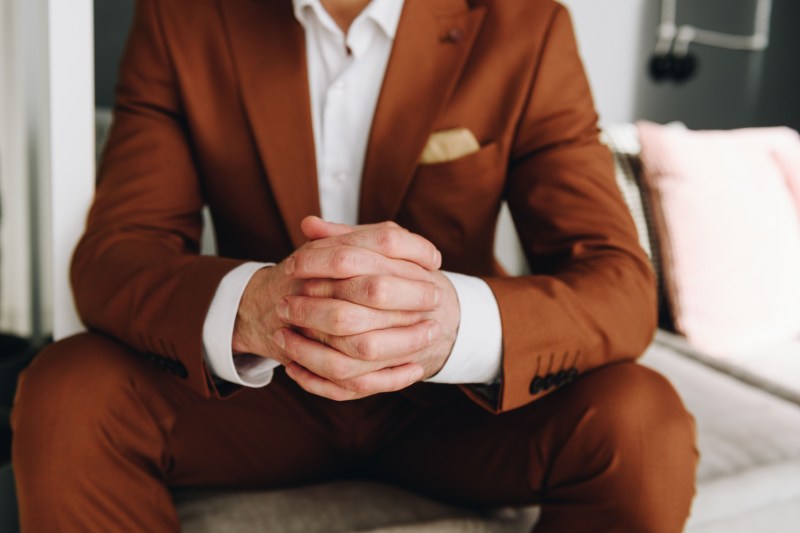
402, 140, 505, 258
417, 141, 501, 181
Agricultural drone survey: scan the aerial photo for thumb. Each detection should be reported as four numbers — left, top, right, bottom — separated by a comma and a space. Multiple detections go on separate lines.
300, 216, 354, 241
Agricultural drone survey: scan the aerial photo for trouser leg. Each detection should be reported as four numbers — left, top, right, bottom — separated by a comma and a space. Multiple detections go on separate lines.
369, 362, 698, 533
11, 333, 355, 532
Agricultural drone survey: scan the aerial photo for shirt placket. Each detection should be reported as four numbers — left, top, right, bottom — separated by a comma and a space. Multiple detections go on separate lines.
320, 25, 372, 225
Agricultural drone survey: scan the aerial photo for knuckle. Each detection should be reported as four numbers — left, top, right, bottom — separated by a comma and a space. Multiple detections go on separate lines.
413, 328, 430, 351
354, 335, 379, 361
294, 376, 313, 393
326, 359, 352, 381
331, 249, 356, 275
401, 370, 421, 388
279, 331, 296, 353
376, 228, 400, 255
329, 305, 355, 334
426, 323, 442, 345
330, 389, 351, 402
384, 376, 404, 392
313, 331, 331, 347
365, 277, 390, 307
342, 278, 361, 301
299, 279, 319, 297
348, 377, 373, 395
291, 251, 309, 275
419, 284, 437, 307
286, 299, 306, 324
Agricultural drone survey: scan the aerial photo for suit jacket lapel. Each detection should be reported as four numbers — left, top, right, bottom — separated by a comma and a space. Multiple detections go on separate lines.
358, 0, 487, 224
218, 0, 320, 249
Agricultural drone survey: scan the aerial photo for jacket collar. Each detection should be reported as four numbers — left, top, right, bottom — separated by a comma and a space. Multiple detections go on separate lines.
292, 0, 405, 40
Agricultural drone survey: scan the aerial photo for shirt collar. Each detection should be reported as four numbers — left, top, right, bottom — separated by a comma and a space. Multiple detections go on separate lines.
292, 0, 404, 40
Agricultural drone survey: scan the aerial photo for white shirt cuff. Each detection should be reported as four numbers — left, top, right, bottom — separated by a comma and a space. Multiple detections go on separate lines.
425, 271, 503, 385
202, 262, 281, 388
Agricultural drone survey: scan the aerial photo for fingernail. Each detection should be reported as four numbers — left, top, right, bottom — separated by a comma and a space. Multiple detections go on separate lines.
427, 322, 439, 342
433, 287, 442, 306
273, 329, 286, 349
276, 299, 289, 320
285, 256, 295, 275
433, 250, 441, 267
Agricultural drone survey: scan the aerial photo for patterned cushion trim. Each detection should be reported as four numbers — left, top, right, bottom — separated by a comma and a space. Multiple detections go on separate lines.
602, 124, 672, 330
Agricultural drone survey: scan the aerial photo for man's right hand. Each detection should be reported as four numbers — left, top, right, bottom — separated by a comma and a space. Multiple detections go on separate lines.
232, 220, 443, 372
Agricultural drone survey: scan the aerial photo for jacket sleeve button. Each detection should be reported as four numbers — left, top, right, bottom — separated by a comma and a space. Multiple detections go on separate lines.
529, 376, 544, 394
174, 363, 189, 379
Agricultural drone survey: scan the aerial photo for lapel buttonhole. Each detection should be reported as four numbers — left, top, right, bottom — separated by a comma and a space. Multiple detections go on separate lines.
442, 27, 464, 44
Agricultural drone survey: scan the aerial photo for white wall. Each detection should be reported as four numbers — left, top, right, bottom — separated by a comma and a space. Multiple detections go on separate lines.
562, 0, 800, 131
47, 0, 95, 339
634, 0, 800, 131
560, 0, 649, 125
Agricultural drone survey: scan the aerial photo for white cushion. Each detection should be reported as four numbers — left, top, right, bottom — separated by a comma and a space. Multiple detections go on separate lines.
642, 334, 800, 531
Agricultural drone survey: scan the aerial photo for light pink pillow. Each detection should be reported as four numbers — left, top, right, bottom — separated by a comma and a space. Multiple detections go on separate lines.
638, 122, 800, 357
768, 131, 800, 219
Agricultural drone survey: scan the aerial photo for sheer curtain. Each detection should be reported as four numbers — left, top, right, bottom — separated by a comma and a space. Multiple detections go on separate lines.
0, 0, 38, 339
0, 0, 94, 343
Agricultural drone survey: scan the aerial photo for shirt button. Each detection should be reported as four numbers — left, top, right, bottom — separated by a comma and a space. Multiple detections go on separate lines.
333, 172, 348, 183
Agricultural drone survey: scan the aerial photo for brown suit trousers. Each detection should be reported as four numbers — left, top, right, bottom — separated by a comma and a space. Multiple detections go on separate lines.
12, 333, 697, 532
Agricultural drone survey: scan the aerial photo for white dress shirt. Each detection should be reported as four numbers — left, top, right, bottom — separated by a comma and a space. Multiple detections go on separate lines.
202, 0, 503, 388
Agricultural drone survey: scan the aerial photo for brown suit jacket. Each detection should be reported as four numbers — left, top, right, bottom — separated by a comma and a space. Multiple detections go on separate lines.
73, 0, 657, 413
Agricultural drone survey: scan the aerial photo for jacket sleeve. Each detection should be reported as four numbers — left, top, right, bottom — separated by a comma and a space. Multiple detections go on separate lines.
71, 0, 245, 398
476, 5, 657, 413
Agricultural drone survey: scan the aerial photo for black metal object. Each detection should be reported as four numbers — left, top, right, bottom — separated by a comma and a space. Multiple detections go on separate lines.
649, 52, 699, 83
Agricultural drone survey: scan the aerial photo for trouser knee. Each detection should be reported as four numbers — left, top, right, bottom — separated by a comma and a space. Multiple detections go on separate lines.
12, 333, 180, 473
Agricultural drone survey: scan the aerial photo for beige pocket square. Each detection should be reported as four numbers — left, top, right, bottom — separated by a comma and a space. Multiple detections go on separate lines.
419, 128, 481, 165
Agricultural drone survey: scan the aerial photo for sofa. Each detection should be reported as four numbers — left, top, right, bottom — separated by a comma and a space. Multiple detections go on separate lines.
1, 118, 799, 532
171, 330, 800, 533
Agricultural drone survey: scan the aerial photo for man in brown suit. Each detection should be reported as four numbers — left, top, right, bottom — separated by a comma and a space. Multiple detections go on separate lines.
12, 0, 698, 531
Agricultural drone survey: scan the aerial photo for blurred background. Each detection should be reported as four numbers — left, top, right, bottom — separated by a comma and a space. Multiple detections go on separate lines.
92, 0, 800, 128
1, 0, 799, 529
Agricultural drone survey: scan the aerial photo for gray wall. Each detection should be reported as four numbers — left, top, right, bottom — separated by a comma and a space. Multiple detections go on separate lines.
635, 0, 800, 131
94, 0, 800, 131
752, 0, 800, 130
94, 0, 133, 108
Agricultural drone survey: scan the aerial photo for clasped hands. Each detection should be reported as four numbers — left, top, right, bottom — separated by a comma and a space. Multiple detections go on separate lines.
233, 216, 460, 401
